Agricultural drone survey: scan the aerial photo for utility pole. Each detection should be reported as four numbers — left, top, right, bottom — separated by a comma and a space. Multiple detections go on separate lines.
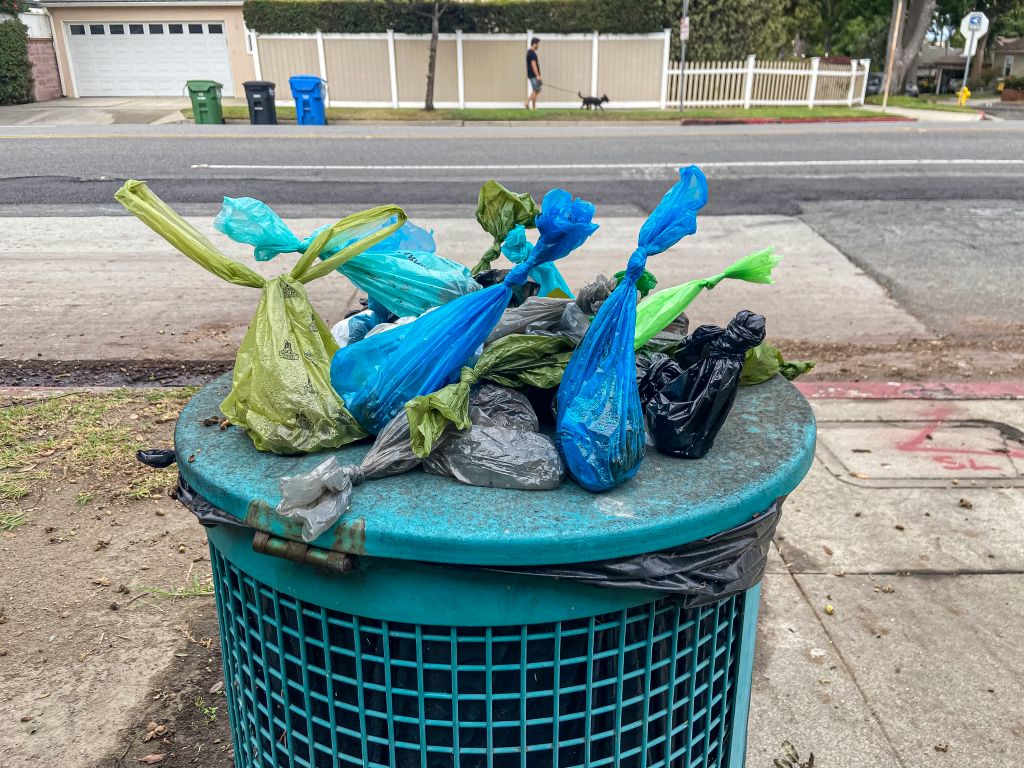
882, 0, 904, 112
678, 0, 690, 111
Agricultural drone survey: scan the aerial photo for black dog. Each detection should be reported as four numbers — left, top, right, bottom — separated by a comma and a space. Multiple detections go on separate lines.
578, 92, 610, 110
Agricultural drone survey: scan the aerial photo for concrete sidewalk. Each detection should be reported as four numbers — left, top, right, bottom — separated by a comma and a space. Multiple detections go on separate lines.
0, 97, 242, 126
860, 103, 985, 122
0, 213, 927, 364
747, 389, 1024, 767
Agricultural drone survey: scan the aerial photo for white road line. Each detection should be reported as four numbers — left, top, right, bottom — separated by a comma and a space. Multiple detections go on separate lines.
191, 158, 1024, 170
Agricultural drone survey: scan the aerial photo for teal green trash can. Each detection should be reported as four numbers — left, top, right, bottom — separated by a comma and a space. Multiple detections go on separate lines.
174, 374, 815, 767
186, 79, 224, 125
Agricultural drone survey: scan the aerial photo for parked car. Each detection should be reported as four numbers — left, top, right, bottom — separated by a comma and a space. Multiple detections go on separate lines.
865, 73, 919, 97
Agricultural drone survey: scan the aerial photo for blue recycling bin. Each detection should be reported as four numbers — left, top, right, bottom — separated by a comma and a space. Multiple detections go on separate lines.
289, 74, 327, 125
174, 374, 816, 768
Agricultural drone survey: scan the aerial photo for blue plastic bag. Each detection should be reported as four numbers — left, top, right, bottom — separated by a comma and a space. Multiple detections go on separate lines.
556, 166, 708, 492
214, 197, 478, 317
502, 224, 574, 298
331, 188, 599, 434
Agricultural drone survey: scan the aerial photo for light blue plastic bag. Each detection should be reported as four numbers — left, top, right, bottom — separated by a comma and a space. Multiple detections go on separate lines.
214, 196, 478, 317
502, 224, 575, 298
331, 189, 599, 434
556, 166, 708, 492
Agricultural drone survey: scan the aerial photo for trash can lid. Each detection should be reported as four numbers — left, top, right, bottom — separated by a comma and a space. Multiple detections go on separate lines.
243, 80, 276, 88
175, 375, 815, 567
288, 74, 324, 90
186, 79, 223, 90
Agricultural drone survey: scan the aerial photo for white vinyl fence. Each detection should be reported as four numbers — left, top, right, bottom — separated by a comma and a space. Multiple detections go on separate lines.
667, 55, 872, 108
246, 28, 870, 110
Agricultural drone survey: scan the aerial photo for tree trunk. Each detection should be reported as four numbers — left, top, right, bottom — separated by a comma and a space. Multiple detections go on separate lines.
424, 2, 440, 111
889, 0, 936, 92
968, 32, 988, 87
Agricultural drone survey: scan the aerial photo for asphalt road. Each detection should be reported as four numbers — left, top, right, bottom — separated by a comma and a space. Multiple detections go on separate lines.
1, 121, 1023, 214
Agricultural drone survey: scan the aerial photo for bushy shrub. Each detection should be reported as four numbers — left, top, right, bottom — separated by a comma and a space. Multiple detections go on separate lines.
0, 18, 33, 105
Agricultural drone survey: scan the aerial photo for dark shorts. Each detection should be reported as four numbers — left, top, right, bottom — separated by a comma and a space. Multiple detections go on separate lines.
529, 77, 542, 93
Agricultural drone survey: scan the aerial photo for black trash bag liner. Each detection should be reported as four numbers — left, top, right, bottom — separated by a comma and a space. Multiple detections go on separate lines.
644, 310, 766, 459
473, 268, 540, 307
175, 472, 249, 529
485, 500, 781, 610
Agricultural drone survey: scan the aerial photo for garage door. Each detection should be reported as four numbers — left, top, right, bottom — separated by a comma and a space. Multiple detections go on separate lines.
66, 21, 234, 97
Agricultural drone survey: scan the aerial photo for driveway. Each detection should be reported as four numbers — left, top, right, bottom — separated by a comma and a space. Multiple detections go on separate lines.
0, 97, 243, 126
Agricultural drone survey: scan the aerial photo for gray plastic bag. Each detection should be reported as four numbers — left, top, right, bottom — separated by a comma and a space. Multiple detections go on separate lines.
276, 411, 426, 541
424, 426, 564, 490
485, 275, 616, 345
424, 383, 564, 490
468, 383, 539, 431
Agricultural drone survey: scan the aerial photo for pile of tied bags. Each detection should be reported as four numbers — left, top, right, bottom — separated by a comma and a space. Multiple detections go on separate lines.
116, 167, 812, 542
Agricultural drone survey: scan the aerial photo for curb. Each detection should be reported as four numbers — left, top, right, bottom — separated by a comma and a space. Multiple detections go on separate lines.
680, 115, 914, 125
795, 381, 1024, 399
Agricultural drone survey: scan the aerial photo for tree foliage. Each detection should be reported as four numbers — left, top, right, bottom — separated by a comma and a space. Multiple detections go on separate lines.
0, 18, 33, 106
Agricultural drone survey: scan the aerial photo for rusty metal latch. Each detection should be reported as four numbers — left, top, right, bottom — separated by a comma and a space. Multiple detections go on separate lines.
252, 531, 356, 575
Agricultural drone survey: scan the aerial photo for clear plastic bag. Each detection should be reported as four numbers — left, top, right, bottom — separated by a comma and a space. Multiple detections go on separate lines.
275, 410, 426, 541
332, 188, 598, 435
556, 167, 708, 492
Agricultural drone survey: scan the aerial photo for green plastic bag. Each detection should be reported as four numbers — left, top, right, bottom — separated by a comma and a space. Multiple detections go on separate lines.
405, 334, 574, 457
740, 343, 816, 385
633, 248, 782, 350
115, 179, 406, 454
470, 180, 539, 276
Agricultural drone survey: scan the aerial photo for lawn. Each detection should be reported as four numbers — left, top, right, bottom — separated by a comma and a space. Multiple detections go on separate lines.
184, 105, 881, 122
864, 94, 979, 113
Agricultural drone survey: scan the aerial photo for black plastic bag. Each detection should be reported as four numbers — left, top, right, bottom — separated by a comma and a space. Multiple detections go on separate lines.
489, 500, 782, 609
473, 268, 540, 307
643, 310, 766, 459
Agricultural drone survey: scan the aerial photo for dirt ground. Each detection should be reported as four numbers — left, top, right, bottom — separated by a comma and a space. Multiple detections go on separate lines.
0, 390, 232, 768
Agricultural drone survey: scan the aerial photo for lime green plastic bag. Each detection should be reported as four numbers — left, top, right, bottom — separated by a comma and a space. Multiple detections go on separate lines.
115, 179, 406, 454
405, 334, 574, 457
470, 181, 539, 276
633, 248, 782, 350
740, 343, 816, 385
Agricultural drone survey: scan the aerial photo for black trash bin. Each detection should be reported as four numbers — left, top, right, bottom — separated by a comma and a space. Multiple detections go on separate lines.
243, 80, 277, 125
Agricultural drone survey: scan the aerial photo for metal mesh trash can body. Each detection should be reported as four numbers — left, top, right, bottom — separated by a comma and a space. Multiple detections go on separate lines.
289, 75, 326, 125
186, 79, 224, 124
177, 376, 815, 768
244, 80, 277, 125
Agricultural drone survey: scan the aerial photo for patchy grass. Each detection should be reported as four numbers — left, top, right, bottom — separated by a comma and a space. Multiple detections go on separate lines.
865, 94, 979, 113
0, 388, 195, 511
184, 105, 878, 122
0, 510, 26, 531
194, 696, 219, 724
139, 572, 215, 600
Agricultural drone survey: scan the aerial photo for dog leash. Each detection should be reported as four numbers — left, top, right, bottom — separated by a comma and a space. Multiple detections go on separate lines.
539, 82, 582, 95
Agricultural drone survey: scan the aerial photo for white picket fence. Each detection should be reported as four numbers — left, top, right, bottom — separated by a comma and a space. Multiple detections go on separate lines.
667, 55, 872, 108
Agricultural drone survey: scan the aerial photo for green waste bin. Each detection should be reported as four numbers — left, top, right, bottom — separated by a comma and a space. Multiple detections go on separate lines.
171, 374, 816, 768
186, 80, 224, 125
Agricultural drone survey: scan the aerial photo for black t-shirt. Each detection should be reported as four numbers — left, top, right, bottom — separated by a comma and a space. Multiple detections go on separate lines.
526, 49, 540, 78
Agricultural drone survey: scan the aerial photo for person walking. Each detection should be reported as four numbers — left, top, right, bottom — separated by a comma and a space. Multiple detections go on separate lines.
524, 37, 542, 110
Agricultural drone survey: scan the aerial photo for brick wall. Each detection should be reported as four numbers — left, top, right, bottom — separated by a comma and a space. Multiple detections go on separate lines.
27, 38, 62, 102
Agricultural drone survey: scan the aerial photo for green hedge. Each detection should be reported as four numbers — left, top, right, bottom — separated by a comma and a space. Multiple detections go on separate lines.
243, 0, 676, 35
0, 19, 33, 105
242, 1, 794, 60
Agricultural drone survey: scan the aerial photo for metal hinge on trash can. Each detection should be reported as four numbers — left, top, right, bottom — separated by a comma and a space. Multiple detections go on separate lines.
252, 531, 355, 575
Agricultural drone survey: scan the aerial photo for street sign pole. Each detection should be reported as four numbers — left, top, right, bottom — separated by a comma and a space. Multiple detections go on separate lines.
962, 28, 976, 88
678, 0, 689, 111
